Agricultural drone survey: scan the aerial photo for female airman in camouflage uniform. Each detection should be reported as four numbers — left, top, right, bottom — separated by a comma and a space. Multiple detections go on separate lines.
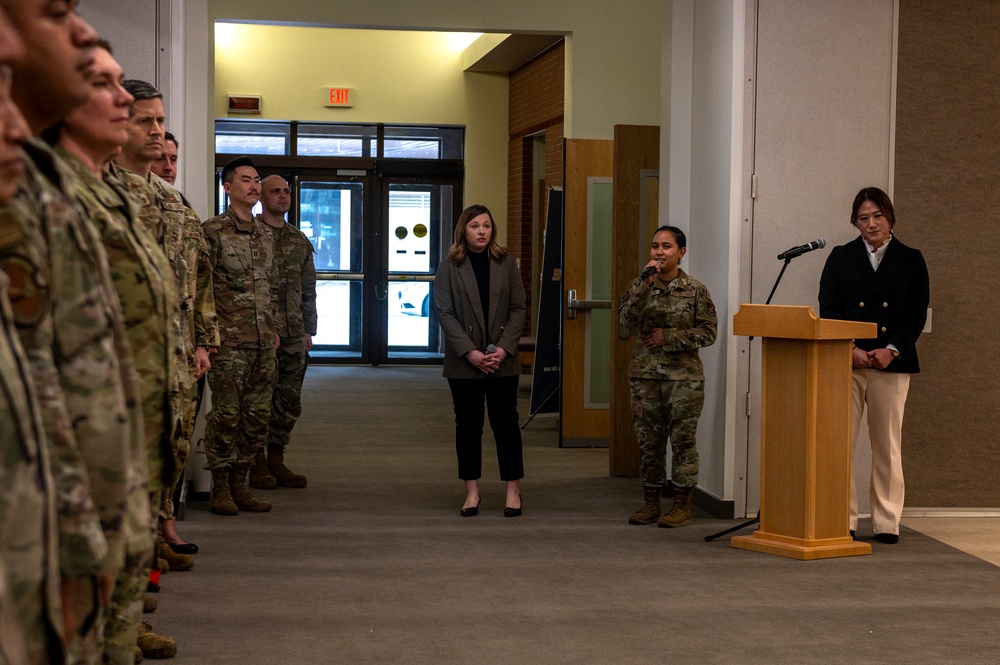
619, 226, 717, 528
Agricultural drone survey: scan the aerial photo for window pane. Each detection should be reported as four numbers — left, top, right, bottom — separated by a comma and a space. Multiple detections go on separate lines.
297, 124, 375, 157
299, 182, 364, 273
298, 137, 364, 157
384, 139, 439, 159
388, 190, 432, 274
383, 126, 463, 159
313, 280, 359, 348
215, 121, 290, 155
388, 281, 430, 348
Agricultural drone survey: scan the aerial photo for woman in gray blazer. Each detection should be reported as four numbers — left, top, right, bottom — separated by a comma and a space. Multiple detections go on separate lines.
434, 204, 526, 517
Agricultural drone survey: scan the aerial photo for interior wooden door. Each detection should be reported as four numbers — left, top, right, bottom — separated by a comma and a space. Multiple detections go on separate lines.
561, 139, 613, 447
609, 125, 660, 475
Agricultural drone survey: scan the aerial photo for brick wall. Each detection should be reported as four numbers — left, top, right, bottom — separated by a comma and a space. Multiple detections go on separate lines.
506, 42, 564, 335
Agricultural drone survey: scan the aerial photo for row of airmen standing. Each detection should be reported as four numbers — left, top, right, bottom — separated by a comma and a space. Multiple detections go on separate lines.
0, 2, 317, 664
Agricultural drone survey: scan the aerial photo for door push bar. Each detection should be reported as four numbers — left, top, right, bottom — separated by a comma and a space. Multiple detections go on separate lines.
565, 289, 611, 320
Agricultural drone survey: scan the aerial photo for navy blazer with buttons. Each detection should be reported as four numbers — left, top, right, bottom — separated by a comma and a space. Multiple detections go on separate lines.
818, 234, 929, 374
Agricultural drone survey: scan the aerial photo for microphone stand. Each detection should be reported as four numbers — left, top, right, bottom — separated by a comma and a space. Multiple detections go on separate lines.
704, 256, 792, 543
764, 257, 792, 308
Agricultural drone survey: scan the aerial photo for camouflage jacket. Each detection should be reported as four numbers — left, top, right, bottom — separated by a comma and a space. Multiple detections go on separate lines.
112, 165, 219, 386
0, 139, 143, 576
203, 207, 277, 349
256, 217, 317, 339
62, 150, 179, 497
0, 271, 62, 661
618, 269, 718, 380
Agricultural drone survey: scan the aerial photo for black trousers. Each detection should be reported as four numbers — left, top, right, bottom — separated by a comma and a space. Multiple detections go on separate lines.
448, 375, 524, 482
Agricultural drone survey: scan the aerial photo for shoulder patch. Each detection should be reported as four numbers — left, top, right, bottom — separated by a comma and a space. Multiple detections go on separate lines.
0, 254, 48, 327
0, 209, 25, 252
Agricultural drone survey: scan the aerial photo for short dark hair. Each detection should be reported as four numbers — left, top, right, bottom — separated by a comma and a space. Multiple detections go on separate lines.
122, 79, 162, 103
164, 131, 178, 149
221, 155, 255, 184
96, 38, 113, 55
851, 187, 895, 229
654, 225, 687, 249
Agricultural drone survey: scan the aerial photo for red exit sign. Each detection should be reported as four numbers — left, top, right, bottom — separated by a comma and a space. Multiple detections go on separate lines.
325, 87, 356, 108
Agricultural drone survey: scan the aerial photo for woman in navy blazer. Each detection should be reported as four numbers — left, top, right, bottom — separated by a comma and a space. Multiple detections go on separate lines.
434, 204, 526, 517
819, 187, 929, 544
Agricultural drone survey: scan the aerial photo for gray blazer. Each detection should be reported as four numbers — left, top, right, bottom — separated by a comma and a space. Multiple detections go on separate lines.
434, 252, 526, 379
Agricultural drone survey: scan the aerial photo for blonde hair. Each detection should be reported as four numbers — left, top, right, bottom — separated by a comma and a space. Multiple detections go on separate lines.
447, 204, 508, 265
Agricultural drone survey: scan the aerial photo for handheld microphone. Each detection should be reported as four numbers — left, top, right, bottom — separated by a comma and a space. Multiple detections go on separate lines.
640, 261, 662, 280
777, 238, 826, 261
486, 344, 497, 354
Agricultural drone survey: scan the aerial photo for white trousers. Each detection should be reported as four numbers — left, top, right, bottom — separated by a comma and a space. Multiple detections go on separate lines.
849, 369, 911, 535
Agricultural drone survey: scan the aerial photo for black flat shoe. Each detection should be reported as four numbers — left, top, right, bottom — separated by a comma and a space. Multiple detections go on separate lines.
504, 495, 522, 518
460, 498, 481, 517
167, 542, 199, 555
850, 530, 856, 540
874, 533, 899, 544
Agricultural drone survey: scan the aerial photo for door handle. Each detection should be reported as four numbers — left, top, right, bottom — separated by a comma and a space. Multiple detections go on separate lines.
566, 289, 611, 320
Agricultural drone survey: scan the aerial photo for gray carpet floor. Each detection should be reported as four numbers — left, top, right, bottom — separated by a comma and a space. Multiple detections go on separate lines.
154, 366, 1000, 664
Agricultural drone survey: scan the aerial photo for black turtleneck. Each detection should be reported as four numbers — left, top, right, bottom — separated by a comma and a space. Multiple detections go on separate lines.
468, 248, 490, 334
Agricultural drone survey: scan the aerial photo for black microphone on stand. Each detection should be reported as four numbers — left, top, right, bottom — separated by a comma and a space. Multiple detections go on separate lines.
776, 238, 826, 261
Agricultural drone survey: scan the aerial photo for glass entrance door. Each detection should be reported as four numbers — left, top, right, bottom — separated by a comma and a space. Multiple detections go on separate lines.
300, 177, 366, 358
383, 181, 451, 361
301, 176, 455, 364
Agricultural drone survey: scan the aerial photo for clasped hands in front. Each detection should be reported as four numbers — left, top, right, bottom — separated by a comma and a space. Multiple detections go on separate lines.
467, 347, 506, 374
853, 346, 895, 369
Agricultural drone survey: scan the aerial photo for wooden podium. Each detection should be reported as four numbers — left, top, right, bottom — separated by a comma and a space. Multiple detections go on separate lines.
731, 305, 876, 560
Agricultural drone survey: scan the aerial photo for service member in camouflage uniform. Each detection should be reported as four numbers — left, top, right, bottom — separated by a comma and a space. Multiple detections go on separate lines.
618, 226, 717, 528
202, 156, 278, 516
150, 131, 177, 186
0, 46, 62, 665
56, 42, 180, 662
114, 78, 218, 561
249, 175, 316, 491
0, 270, 60, 665
0, 4, 147, 662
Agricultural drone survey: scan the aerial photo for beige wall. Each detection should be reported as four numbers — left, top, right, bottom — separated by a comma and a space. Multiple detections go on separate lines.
215, 24, 508, 232
206, 0, 660, 138
179, 0, 662, 218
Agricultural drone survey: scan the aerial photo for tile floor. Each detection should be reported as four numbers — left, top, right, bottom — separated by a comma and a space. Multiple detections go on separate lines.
902, 517, 1000, 566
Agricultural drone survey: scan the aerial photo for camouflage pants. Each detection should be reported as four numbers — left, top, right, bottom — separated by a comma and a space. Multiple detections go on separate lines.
204, 346, 276, 470
101, 554, 153, 665
630, 378, 704, 490
161, 381, 198, 521
102, 484, 154, 664
267, 338, 308, 451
